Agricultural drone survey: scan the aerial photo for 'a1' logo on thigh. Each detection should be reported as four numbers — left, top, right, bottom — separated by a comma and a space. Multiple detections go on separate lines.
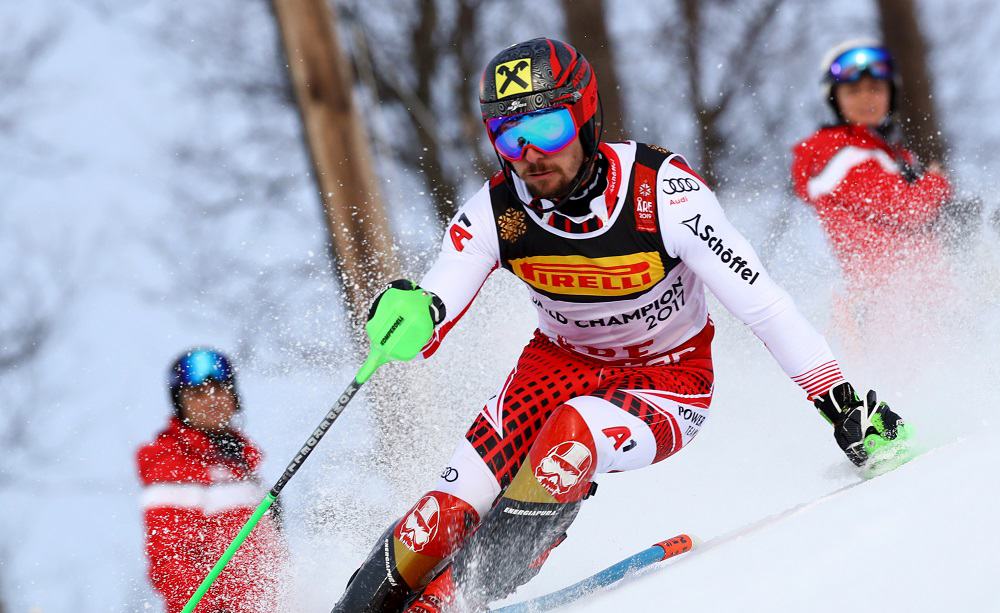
602, 426, 635, 451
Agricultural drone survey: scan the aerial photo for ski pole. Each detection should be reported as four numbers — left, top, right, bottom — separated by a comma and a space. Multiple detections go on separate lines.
179, 358, 376, 613
492, 533, 694, 612
181, 286, 437, 612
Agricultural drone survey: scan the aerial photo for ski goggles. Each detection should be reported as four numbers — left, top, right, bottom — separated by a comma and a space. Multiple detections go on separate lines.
171, 349, 235, 389
487, 106, 578, 162
826, 46, 894, 84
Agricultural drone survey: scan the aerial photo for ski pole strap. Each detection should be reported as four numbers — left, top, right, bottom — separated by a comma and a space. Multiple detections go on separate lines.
181, 493, 277, 613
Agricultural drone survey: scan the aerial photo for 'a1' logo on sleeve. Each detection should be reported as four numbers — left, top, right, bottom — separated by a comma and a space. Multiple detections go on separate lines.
449, 213, 474, 251
633, 164, 658, 233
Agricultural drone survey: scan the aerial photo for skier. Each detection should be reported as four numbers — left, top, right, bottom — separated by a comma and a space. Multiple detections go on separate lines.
334, 38, 906, 613
137, 348, 283, 613
791, 40, 951, 328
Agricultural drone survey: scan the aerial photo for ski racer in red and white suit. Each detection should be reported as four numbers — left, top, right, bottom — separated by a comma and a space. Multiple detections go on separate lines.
138, 417, 281, 610
419, 138, 844, 500
333, 38, 905, 613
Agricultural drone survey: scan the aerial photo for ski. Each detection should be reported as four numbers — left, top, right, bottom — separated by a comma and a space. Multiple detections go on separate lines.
491, 440, 935, 612
491, 534, 693, 612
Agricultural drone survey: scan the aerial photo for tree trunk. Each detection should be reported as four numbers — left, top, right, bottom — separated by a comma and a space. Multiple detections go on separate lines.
875, 0, 947, 163
560, 0, 628, 142
271, 0, 398, 332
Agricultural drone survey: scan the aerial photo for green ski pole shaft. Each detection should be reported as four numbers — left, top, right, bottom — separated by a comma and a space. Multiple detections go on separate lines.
181, 356, 382, 613
180, 493, 277, 613
180, 283, 432, 611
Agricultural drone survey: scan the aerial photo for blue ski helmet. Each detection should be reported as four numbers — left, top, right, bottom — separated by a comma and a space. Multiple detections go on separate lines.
169, 347, 240, 417
820, 39, 900, 121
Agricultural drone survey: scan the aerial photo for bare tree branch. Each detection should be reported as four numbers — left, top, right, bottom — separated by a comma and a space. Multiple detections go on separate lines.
0, 17, 71, 468
453, 0, 493, 179
560, 0, 628, 142
715, 0, 784, 113
674, 0, 785, 186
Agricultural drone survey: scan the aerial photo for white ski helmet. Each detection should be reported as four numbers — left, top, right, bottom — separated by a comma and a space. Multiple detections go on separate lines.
820, 38, 900, 120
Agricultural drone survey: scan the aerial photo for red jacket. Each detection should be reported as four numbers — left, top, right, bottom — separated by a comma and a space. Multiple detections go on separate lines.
137, 418, 282, 613
791, 124, 950, 289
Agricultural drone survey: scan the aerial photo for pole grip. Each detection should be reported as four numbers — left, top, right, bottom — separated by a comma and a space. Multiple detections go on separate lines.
356, 348, 389, 385
181, 493, 277, 613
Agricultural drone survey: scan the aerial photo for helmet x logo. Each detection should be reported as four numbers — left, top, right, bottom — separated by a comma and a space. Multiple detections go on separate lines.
495, 58, 532, 98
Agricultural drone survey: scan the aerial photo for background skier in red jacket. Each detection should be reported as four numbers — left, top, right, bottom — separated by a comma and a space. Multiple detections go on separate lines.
791, 40, 951, 332
137, 348, 282, 613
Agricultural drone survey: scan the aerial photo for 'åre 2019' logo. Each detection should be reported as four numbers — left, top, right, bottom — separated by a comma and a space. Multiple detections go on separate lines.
680, 214, 760, 285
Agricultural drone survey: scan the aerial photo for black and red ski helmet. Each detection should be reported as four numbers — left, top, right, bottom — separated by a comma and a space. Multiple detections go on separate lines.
479, 38, 603, 206
480, 37, 601, 150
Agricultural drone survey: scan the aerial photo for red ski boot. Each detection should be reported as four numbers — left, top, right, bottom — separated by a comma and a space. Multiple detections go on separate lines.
405, 567, 459, 613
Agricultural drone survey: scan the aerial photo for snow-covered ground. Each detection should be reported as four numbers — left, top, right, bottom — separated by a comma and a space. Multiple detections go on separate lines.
301, 224, 1000, 613
569, 430, 1000, 612
487, 232, 1000, 613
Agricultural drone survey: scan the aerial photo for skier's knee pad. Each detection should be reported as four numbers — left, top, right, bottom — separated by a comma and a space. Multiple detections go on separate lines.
391, 490, 479, 586
508, 404, 599, 503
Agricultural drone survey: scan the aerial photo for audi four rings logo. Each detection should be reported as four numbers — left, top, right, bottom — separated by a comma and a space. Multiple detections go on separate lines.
661, 178, 700, 195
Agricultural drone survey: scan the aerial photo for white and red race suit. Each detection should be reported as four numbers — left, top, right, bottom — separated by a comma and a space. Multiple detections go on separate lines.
423, 141, 842, 396
372, 142, 847, 595
136, 418, 283, 613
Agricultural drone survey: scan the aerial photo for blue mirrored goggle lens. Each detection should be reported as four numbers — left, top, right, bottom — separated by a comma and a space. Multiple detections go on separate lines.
488, 107, 577, 161
172, 350, 233, 388
828, 46, 894, 83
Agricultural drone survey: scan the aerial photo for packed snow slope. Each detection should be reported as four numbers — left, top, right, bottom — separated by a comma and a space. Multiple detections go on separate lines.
479, 232, 1000, 613
309, 227, 1000, 613
502, 433, 999, 612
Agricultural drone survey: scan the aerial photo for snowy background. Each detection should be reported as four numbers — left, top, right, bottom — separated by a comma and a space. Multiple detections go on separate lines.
1, 0, 998, 611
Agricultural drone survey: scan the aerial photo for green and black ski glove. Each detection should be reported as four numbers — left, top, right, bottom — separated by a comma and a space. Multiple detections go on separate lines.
365, 279, 446, 362
813, 382, 907, 466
